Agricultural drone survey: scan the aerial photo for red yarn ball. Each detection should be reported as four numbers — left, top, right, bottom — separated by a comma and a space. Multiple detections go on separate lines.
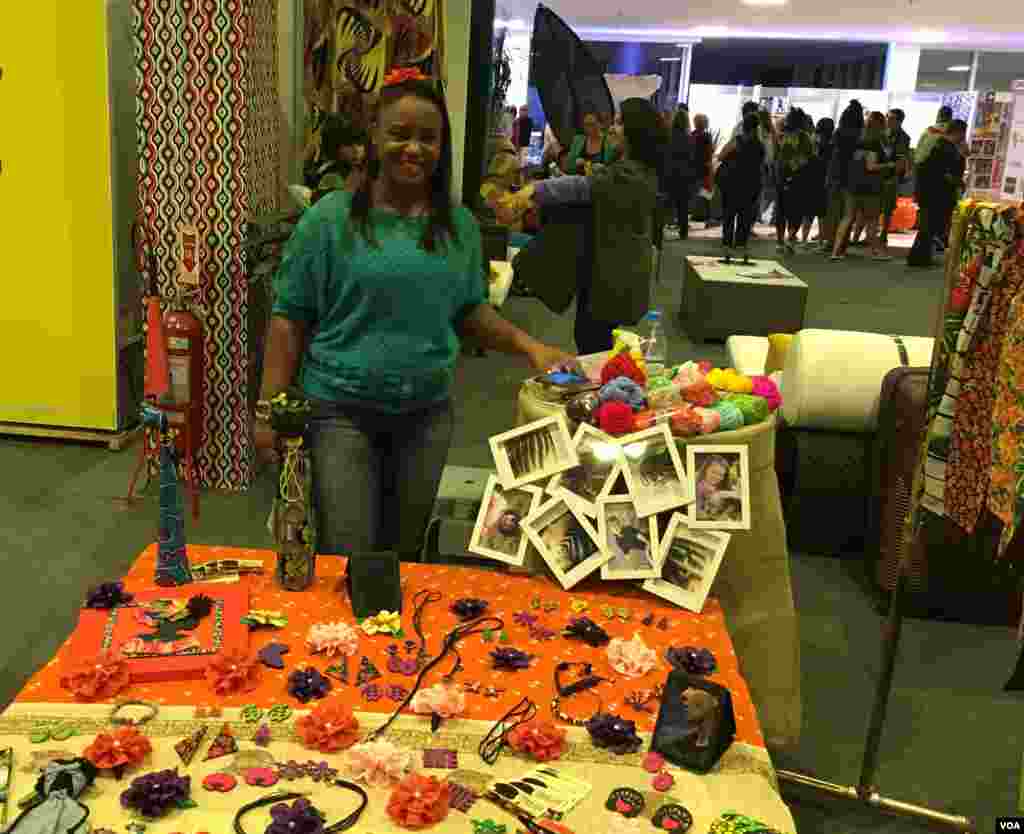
596, 401, 634, 435
600, 353, 646, 386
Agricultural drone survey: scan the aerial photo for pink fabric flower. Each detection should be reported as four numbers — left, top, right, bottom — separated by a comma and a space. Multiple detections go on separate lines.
410, 682, 466, 719
606, 633, 658, 678
305, 621, 359, 658
345, 740, 415, 787
652, 771, 675, 792
642, 751, 665, 773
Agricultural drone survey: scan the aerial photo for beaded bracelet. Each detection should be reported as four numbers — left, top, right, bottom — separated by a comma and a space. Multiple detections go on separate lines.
110, 701, 159, 727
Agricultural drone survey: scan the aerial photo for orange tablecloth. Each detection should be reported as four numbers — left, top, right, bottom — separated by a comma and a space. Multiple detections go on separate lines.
17, 544, 765, 748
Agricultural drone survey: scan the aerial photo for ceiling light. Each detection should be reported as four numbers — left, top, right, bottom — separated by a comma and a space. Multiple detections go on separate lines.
741, 0, 788, 6
659, 57, 682, 61
911, 29, 946, 43
691, 25, 729, 37
947, 65, 971, 72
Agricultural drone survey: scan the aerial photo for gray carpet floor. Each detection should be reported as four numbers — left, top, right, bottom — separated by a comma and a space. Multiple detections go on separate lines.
0, 229, 1019, 832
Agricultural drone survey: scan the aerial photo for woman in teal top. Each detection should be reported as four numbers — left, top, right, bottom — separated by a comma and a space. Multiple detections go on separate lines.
564, 112, 618, 175
258, 72, 573, 561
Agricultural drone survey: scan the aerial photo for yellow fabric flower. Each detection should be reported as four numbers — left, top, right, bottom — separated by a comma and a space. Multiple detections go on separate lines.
361, 611, 402, 636
569, 599, 589, 614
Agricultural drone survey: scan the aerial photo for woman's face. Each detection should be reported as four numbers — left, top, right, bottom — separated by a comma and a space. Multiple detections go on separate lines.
704, 462, 726, 487
583, 114, 600, 136
374, 94, 444, 190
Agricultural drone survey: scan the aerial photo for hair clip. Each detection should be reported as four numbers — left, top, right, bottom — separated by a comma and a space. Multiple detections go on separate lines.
387, 654, 419, 675
530, 597, 542, 610
386, 685, 410, 701
624, 685, 664, 713
356, 656, 381, 687
449, 781, 479, 813
472, 820, 508, 834
240, 705, 264, 723
362, 683, 383, 702
642, 613, 655, 626
386, 643, 400, 656
174, 726, 208, 766
267, 704, 292, 723
653, 804, 693, 832
28, 722, 77, 744
325, 657, 350, 683
606, 787, 645, 817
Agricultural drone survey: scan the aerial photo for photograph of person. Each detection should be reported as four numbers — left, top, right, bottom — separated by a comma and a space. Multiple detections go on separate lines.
619, 425, 691, 518
686, 445, 751, 530
522, 496, 608, 589
469, 476, 543, 565
598, 496, 659, 580
643, 512, 731, 612
548, 424, 621, 517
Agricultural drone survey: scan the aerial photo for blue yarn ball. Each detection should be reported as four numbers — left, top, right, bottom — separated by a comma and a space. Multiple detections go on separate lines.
710, 400, 744, 432
598, 376, 646, 412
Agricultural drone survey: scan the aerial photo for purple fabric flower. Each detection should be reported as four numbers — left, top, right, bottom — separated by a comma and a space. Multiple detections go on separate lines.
666, 646, 717, 675
254, 723, 272, 747
287, 667, 332, 703
119, 768, 191, 818
490, 647, 533, 670
386, 685, 409, 701
267, 797, 326, 834
387, 655, 418, 676
304, 760, 337, 783
452, 598, 489, 621
362, 683, 383, 701
85, 581, 133, 609
585, 713, 643, 755
529, 624, 557, 641
277, 760, 305, 780
513, 611, 538, 626
563, 617, 610, 647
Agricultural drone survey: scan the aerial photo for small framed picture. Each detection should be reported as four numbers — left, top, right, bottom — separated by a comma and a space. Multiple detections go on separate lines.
547, 424, 622, 517
686, 445, 751, 530
597, 496, 660, 580
618, 424, 691, 518
643, 514, 731, 612
490, 415, 579, 489
522, 496, 609, 590
468, 476, 544, 566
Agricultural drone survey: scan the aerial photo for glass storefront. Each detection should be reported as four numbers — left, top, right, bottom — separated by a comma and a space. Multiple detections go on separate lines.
975, 52, 1024, 92
915, 49, 974, 92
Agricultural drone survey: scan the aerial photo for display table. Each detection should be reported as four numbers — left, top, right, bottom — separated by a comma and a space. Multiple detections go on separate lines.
0, 545, 795, 832
680, 256, 808, 343
516, 385, 801, 752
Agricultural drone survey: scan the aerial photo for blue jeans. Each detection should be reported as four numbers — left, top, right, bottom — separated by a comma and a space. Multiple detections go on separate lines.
308, 399, 453, 559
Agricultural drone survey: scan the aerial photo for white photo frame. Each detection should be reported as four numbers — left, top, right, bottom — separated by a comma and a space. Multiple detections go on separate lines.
686, 445, 752, 530
522, 496, 609, 590
597, 496, 660, 580
490, 415, 579, 489
468, 476, 544, 566
643, 513, 731, 612
547, 424, 622, 518
618, 424, 692, 518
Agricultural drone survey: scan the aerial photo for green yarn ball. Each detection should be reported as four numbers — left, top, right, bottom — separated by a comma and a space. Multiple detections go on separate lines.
710, 400, 744, 432
724, 393, 770, 426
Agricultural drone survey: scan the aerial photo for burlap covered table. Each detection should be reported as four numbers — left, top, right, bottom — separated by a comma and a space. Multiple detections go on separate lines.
517, 384, 802, 751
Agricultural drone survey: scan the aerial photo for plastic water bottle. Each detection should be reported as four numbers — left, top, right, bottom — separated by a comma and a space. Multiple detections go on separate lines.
643, 310, 668, 378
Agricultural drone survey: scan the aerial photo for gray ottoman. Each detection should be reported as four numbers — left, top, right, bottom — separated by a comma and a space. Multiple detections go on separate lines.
680, 256, 808, 343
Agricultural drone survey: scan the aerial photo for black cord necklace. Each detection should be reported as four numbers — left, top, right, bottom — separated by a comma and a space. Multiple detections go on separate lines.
551, 662, 606, 727
479, 696, 537, 765
411, 589, 440, 671
365, 614, 506, 742
233, 781, 368, 834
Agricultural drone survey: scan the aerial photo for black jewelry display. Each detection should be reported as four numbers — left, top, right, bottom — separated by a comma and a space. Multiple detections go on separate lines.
345, 551, 402, 619
649, 671, 736, 773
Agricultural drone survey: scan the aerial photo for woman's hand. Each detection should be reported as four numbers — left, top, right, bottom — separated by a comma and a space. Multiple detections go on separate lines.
253, 419, 280, 466
526, 342, 580, 374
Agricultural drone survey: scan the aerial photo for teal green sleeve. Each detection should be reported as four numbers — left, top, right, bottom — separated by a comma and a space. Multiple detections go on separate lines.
455, 209, 487, 323
565, 135, 584, 173
272, 206, 327, 324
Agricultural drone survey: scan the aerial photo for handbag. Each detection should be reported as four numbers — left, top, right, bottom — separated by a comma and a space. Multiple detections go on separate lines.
649, 671, 736, 773
345, 551, 403, 620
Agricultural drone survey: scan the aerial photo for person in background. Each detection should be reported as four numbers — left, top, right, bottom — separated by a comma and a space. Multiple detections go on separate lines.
692, 113, 715, 227
774, 108, 816, 254
607, 110, 626, 161
513, 104, 534, 167
908, 118, 967, 269
758, 109, 779, 227
497, 98, 666, 353
664, 108, 695, 239
820, 100, 864, 254
832, 111, 898, 261
501, 105, 516, 139
915, 105, 954, 166
565, 112, 617, 175
716, 112, 765, 262
479, 139, 534, 248
307, 113, 368, 198
259, 72, 574, 560
880, 108, 912, 248
800, 117, 834, 246
541, 123, 563, 171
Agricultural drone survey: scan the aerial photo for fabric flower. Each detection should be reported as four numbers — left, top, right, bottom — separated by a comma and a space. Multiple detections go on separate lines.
490, 647, 533, 670
451, 598, 489, 621
382, 67, 429, 87
202, 772, 237, 792
244, 767, 279, 787
410, 682, 466, 719
361, 611, 402, 636
652, 771, 674, 792
607, 633, 658, 678
666, 646, 717, 676
563, 617, 610, 647
386, 773, 451, 829
346, 740, 415, 787
569, 599, 589, 614
513, 611, 537, 626
119, 768, 191, 818
266, 798, 326, 834
204, 649, 260, 696
83, 726, 152, 772
600, 353, 646, 386
85, 581, 133, 609
306, 621, 359, 658
642, 751, 666, 773
288, 667, 332, 703
507, 720, 567, 761
295, 700, 360, 753
585, 713, 643, 755
59, 650, 131, 701
595, 401, 634, 435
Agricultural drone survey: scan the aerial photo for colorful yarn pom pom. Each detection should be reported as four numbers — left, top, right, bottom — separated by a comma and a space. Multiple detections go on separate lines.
632, 410, 656, 431
724, 393, 769, 426
600, 353, 646, 386
706, 368, 754, 394
710, 400, 744, 432
595, 401, 635, 436
678, 378, 717, 407
599, 377, 646, 412
691, 407, 722, 434
750, 375, 781, 411
669, 407, 703, 437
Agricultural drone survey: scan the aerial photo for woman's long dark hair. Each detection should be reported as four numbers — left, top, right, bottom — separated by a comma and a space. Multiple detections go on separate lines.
350, 78, 457, 253
620, 97, 668, 174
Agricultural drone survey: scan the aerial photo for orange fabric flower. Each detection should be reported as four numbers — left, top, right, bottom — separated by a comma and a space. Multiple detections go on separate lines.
59, 650, 131, 702
295, 699, 360, 753
383, 67, 429, 87
507, 719, 567, 762
83, 725, 152, 771
205, 649, 261, 696
386, 773, 451, 829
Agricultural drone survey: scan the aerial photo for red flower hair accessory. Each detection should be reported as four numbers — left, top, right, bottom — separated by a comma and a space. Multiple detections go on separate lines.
83, 725, 152, 775
59, 650, 131, 702
600, 353, 646, 386
383, 67, 429, 87
507, 719, 567, 762
204, 649, 261, 696
595, 400, 634, 436
295, 699, 360, 753
386, 773, 451, 829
